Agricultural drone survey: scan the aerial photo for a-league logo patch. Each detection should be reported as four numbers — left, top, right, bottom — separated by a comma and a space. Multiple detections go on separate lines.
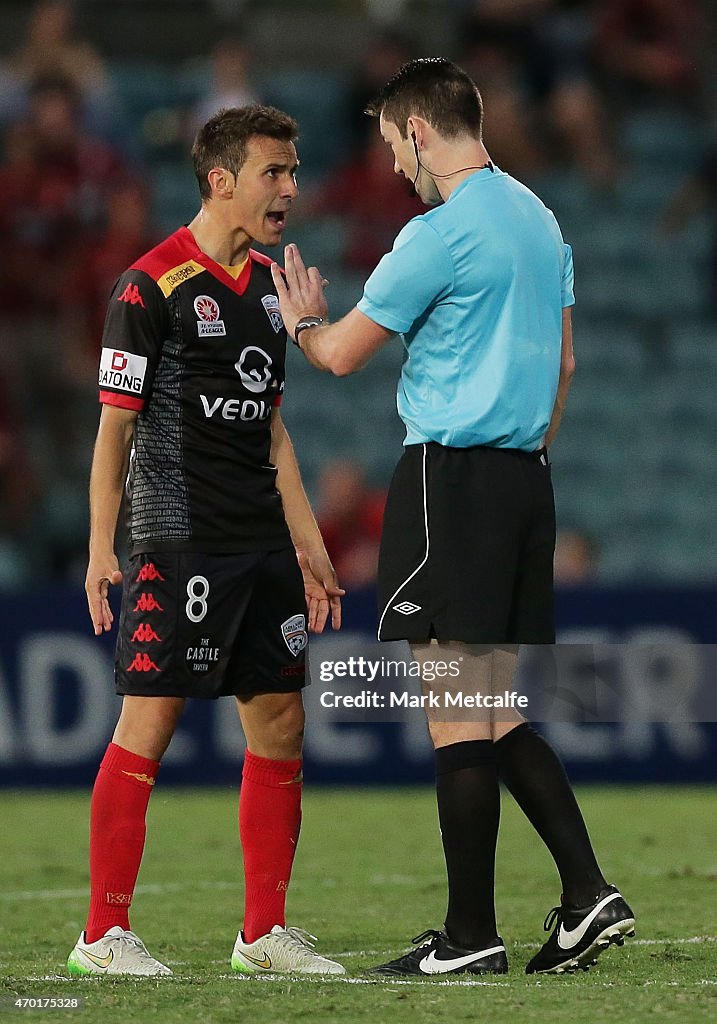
281, 614, 307, 657
194, 294, 226, 336
261, 294, 284, 333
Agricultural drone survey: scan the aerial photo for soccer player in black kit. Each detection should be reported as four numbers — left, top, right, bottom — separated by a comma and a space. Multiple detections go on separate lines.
67, 106, 346, 977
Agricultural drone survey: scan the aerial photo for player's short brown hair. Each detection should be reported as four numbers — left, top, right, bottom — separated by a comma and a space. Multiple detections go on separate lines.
366, 57, 483, 140
192, 104, 299, 200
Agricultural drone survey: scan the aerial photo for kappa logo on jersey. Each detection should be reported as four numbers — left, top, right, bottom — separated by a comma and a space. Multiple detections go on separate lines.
130, 623, 162, 643
99, 348, 147, 395
194, 294, 226, 336
126, 653, 161, 672
117, 283, 146, 308
133, 593, 164, 613
261, 294, 284, 333
157, 258, 204, 296
281, 614, 307, 657
136, 563, 165, 583
235, 346, 273, 394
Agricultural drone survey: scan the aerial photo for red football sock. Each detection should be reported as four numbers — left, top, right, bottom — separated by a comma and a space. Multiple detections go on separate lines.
240, 750, 302, 943
85, 743, 160, 944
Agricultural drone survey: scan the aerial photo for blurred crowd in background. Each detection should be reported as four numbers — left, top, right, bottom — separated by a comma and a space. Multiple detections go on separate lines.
0, 0, 715, 591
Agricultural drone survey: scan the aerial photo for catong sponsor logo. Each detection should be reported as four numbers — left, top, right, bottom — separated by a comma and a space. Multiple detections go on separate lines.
194, 294, 226, 336
99, 348, 147, 394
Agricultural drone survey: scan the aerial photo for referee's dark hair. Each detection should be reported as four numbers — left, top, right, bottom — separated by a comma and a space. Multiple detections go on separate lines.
192, 104, 299, 201
366, 57, 483, 141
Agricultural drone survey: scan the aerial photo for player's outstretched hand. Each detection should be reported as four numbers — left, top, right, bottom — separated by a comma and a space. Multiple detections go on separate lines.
271, 243, 329, 342
85, 555, 123, 636
296, 548, 345, 633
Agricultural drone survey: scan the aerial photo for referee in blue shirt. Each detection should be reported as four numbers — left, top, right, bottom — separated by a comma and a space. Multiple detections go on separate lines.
272, 58, 634, 977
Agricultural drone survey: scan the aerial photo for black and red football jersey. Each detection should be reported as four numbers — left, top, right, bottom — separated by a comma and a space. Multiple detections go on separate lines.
98, 226, 292, 554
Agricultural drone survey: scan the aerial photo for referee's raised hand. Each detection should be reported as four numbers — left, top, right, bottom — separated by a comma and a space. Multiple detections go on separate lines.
271, 243, 328, 343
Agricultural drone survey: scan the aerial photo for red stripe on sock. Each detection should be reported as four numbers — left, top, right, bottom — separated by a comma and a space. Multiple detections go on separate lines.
85, 743, 159, 944
240, 750, 302, 943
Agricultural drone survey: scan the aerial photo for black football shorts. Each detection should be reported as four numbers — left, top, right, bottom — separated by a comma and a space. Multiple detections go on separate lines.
377, 442, 556, 644
115, 548, 307, 698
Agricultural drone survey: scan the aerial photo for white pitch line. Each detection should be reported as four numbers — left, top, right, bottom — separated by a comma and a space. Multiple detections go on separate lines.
23, 974, 717, 990
0, 876, 446, 903
0, 881, 243, 903
328, 938, 717, 957
223, 973, 510, 987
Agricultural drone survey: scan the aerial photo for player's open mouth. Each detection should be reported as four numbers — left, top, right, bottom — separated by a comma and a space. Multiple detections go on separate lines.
266, 211, 286, 228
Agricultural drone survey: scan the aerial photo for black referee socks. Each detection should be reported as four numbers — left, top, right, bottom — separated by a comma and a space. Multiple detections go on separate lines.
494, 723, 606, 907
435, 740, 501, 949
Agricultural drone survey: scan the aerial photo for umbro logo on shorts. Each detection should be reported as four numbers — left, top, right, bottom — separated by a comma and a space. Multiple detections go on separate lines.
393, 601, 422, 615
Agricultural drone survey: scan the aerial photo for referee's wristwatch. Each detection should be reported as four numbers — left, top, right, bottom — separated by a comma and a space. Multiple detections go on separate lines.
292, 315, 324, 347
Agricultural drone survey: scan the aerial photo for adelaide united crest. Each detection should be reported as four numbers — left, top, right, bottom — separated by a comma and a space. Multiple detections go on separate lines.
281, 614, 307, 657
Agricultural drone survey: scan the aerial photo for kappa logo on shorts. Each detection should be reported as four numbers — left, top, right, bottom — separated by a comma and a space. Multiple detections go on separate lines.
136, 563, 165, 583
393, 601, 422, 615
130, 623, 162, 643
133, 593, 164, 613
281, 614, 307, 657
126, 653, 161, 673
261, 294, 284, 333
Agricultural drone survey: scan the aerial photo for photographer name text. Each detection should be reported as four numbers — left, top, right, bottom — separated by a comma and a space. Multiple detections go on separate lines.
319, 690, 529, 709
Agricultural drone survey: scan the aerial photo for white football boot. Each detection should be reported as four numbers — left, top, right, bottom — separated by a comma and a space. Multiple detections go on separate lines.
67, 926, 172, 976
231, 925, 346, 975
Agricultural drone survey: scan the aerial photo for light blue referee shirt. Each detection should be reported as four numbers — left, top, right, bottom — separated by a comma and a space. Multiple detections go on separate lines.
357, 166, 575, 451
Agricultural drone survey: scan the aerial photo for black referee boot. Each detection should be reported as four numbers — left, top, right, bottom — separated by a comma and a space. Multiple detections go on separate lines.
525, 885, 635, 974
369, 929, 508, 977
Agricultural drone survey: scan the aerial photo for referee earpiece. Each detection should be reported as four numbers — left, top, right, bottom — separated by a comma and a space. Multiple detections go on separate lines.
410, 130, 420, 197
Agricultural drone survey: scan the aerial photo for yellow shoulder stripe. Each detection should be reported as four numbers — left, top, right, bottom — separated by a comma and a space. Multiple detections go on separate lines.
157, 259, 205, 297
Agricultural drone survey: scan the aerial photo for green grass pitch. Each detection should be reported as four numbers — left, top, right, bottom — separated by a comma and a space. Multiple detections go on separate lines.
1, 786, 715, 1023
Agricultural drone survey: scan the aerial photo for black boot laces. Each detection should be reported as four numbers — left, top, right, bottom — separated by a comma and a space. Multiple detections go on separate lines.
412, 929, 443, 946
543, 906, 563, 932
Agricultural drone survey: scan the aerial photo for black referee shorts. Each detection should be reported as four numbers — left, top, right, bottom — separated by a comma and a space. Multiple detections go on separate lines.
115, 548, 307, 698
377, 443, 556, 644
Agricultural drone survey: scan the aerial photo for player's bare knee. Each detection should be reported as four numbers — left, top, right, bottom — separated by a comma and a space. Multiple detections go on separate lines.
237, 693, 304, 759
113, 696, 185, 760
